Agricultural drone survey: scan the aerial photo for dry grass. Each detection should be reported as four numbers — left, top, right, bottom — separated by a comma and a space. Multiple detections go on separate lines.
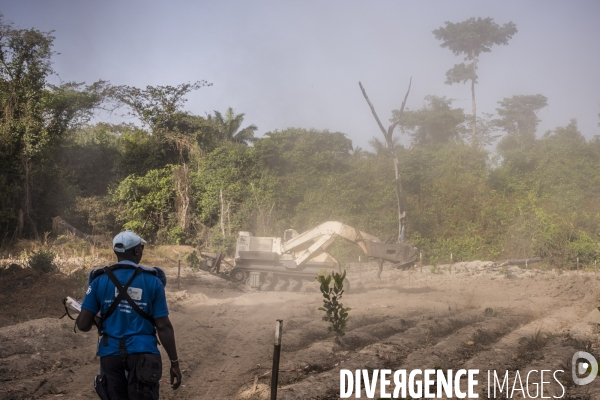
515, 328, 549, 364
484, 307, 500, 317
2, 236, 199, 274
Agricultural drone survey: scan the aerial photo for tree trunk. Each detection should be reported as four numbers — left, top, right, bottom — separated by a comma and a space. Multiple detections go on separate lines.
471, 50, 477, 147
16, 157, 38, 239
15, 209, 24, 240
174, 164, 190, 232
219, 189, 225, 236
359, 80, 411, 242
391, 150, 406, 242
226, 200, 231, 236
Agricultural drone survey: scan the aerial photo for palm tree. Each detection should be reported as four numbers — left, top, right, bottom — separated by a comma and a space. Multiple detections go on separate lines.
208, 107, 257, 145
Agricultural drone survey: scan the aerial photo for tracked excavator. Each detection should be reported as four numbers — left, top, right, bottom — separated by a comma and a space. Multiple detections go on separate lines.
200, 221, 417, 290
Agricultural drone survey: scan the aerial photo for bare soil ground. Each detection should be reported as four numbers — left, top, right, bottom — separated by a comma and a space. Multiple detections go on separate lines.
1, 258, 600, 399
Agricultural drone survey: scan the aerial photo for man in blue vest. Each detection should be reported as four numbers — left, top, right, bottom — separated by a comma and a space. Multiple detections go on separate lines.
76, 230, 182, 399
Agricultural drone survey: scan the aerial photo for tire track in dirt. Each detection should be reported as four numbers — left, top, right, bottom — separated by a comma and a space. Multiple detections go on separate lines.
192, 303, 263, 398
163, 291, 313, 399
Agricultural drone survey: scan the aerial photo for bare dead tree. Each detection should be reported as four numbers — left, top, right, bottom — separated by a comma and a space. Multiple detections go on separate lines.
359, 79, 411, 243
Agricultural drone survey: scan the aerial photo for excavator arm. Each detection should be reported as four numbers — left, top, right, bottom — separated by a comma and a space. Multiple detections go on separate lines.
282, 221, 417, 268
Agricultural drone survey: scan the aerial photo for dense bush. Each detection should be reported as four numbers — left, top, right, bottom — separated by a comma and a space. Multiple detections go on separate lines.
27, 250, 58, 273
42, 124, 600, 266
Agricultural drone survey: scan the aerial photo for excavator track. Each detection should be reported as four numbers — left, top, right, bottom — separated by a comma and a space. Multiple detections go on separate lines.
200, 221, 417, 292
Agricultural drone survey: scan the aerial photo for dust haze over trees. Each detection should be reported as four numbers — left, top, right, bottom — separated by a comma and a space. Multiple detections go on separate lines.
1, 15, 599, 269
433, 17, 518, 146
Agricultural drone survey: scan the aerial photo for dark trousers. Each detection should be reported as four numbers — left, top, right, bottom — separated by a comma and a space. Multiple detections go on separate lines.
100, 354, 160, 400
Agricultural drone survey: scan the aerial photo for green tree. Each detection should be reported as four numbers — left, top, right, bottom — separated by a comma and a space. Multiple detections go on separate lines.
393, 95, 467, 146
491, 119, 600, 265
115, 82, 211, 138
112, 166, 176, 241
58, 123, 122, 203
207, 107, 257, 145
495, 95, 548, 139
495, 95, 548, 177
534, 120, 598, 207
402, 143, 508, 262
113, 124, 179, 178
254, 128, 353, 229
294, 150, 397, 236
0, 16, 54, 238
255, 128, 352, 177
433, 17, 517, 146
44, 81, 111, 138
0, 16, 107, 239
191, 143, 278, 250
114, 82, 214, 169
193, 144, 274, 227
115, 82, 215, 237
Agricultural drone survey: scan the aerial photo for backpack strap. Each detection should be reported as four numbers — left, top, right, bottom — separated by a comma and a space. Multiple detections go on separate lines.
99, 266, 158, 368
102, 266, 155, 325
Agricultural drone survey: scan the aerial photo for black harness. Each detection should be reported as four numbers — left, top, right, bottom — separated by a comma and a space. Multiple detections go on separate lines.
61, 264, 164, 367
100, 265, 158, 368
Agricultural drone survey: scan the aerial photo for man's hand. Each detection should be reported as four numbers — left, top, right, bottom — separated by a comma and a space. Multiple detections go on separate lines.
155, 316, 181, 389
170, 361, 182, 389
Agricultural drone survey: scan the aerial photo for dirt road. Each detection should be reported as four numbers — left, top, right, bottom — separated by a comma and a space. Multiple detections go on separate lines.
2, 262, 600, 399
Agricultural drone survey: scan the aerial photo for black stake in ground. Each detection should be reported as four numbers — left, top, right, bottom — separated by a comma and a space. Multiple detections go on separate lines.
271, 320, 283, 400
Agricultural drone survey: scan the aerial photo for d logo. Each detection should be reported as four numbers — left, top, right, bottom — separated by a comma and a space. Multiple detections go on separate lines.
572, 351, 598, 386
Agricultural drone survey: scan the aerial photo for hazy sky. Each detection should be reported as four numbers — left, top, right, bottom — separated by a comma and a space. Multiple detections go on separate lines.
4, 1, 600, 149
